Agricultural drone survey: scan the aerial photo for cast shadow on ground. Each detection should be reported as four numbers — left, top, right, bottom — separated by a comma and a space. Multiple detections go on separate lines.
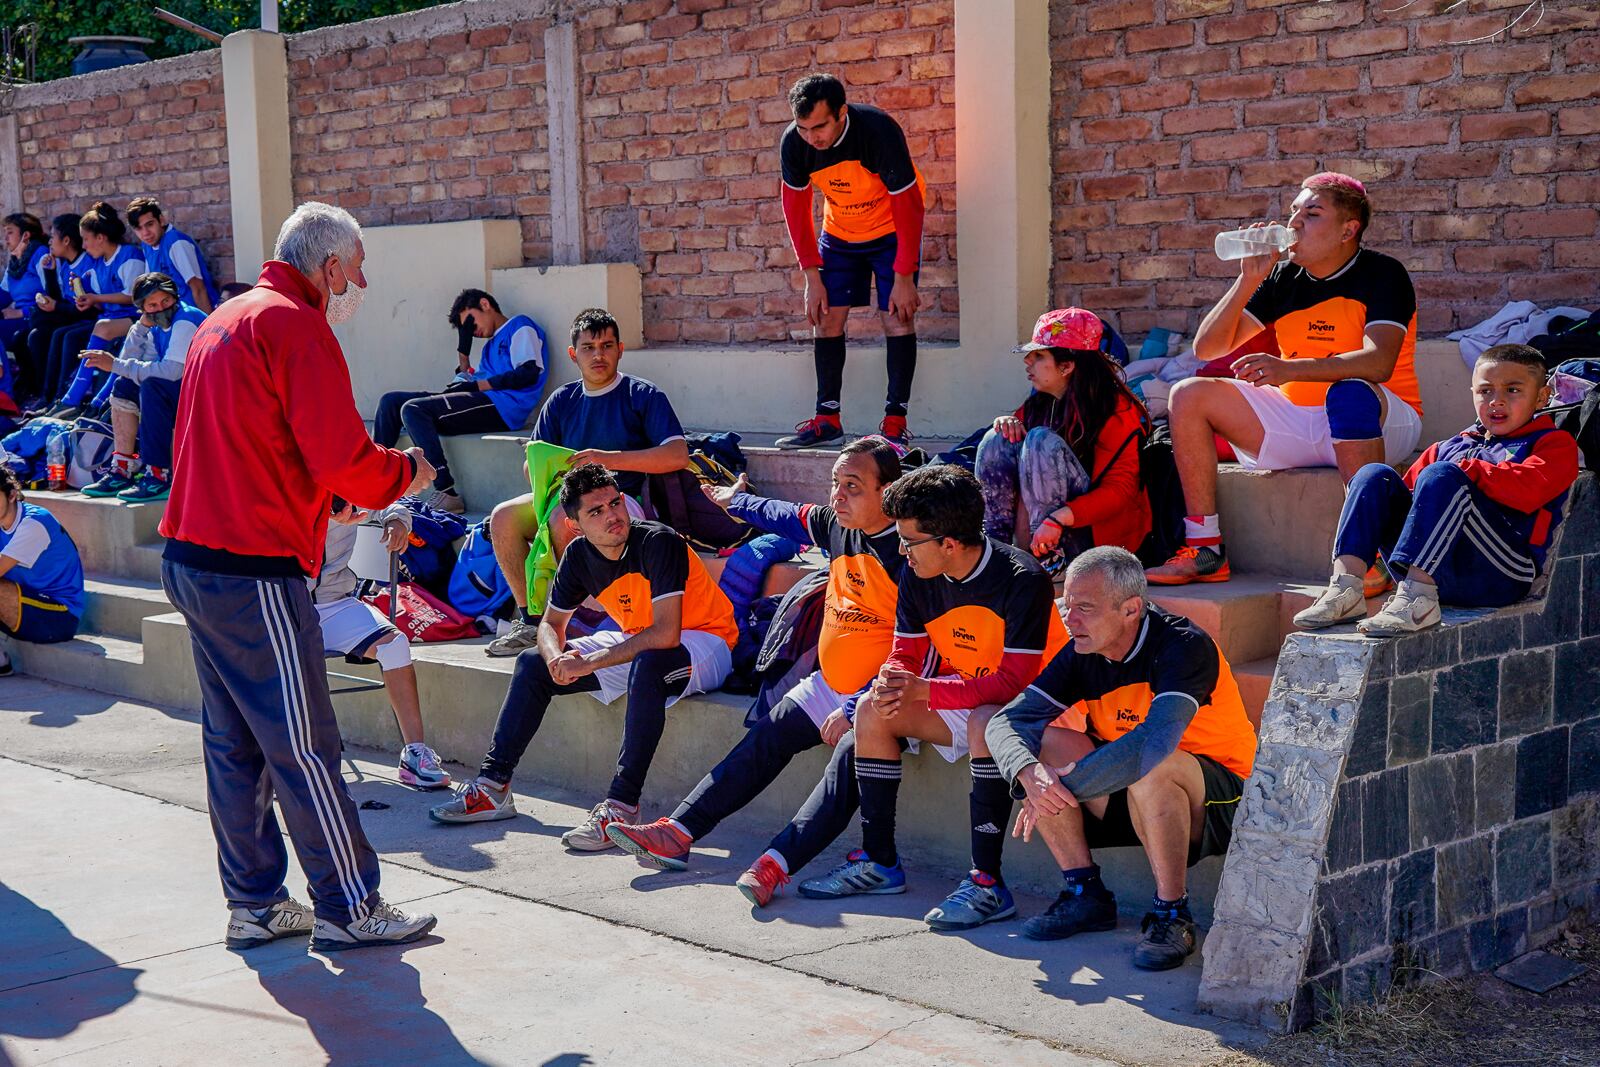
0, 881, 143, 1042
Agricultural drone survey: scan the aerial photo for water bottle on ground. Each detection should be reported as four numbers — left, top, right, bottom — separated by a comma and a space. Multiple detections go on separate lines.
1214, 224, 1293, 261
46, 430, 68, 491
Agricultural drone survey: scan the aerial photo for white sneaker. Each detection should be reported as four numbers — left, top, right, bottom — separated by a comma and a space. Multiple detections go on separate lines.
561, 798, 638, 852
310, 897, 437, 953
1293, 574, 1366, 629
428, 778, 516, 824
486, 618, 540, 657
399, 742, 450, 789
1359, 579, 1442, 637
226, 897, 314, 950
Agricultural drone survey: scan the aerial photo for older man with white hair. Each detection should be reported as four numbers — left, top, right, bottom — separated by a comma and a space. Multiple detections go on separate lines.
984, 546, 1258, 972
159, 202, 441, 953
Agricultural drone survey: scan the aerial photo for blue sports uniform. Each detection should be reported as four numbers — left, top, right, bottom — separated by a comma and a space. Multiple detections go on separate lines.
1, 501, 86, 643
143, 225, 220, 308
529, 374, 685, 499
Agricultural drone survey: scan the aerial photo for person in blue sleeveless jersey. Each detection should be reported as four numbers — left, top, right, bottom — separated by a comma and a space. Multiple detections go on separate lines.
128, 196, 219, 314
0, 465, 86, 677
373, 288, 549, 513
1, 213, 51, 368
21, 214, 95, 410
49, 202, 147, 416
79, 273, 206, 503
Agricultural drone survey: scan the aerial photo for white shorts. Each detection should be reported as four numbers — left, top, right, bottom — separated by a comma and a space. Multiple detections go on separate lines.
899, 676, 1002, 764
782, 670, 850, 730
566, 627, 733, 707
1224, 380, 1422, 471
316, 597, 397, 658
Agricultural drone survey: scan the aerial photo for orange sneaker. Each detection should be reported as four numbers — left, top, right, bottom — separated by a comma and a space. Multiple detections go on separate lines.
605, 817, 693, 871
1364, 557, 1394, 599
736, 854, 790, 908
1146, 545, 1230, 586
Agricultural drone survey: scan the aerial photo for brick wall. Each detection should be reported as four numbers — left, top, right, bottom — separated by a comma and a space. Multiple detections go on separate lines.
10, 53, 233, 279
574, 0, 957, 345
1049, 0, 1600, 339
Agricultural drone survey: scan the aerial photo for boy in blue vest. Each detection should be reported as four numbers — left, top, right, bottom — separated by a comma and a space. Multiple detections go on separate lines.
1295, 343, 1580, 635
373, 289, 548, 514
79, 273, 206, 503
129, 196, 219, 314
1, 466, 86, 677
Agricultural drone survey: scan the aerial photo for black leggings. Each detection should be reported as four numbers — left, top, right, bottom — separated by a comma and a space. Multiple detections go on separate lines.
767, 730, 860, 874
671, 694, 824, 840
373, 389, 508, 493
42, 320, 95, 405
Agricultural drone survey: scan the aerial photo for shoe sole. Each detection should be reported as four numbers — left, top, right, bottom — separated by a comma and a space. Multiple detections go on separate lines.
925, 904, 1017, 931
225, 929, 312, 951
311, 916, 439, 953
1021, 916, 1118, 942
561, 833, 618, 852
1132, 949, 1194, 971
604, 824, 689, 870
797, 882, 907, 900
428, 806, 515, 824
484, 644, 537, 658
398, 767, 451, 790
1147, 570, 1230, 586
1293, 606, 1366, 629
736, 880, 773, 908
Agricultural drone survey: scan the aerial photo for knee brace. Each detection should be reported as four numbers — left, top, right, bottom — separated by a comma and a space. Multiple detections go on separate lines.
109, 395, 140, 415
374, 632, 413, 671
1325, 380, 1382, 442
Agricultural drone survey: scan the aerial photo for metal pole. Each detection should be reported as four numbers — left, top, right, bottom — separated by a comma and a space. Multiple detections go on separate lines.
260, 0, 279, 33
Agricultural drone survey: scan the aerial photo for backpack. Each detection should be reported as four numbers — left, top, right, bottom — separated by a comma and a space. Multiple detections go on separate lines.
1086, 419, 1185, 567
362, 581, 482, 643
1549, 385, 1600, 473
392, 496, 468, 595
66, 417, 115, 489
742, 568, 829, 725
647, 437, 761, 553
447, 518, 513, 619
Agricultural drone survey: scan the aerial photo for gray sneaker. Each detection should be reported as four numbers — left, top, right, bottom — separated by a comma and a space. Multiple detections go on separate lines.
561, 798, 638, 852
1293, 574, 1366, 629
428, 779, 516, 824
486, 617, 540, 657
226, 896, 314, 950
310, 897, 437, 953
1359, 579, 1442, 637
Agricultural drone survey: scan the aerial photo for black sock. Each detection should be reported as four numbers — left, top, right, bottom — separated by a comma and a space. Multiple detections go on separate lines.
969, 757, 1013, 883
884, 333, 917, 416
814, 335, 846, 415
1153, 894, 1191, 918
856, 757, 903, 868
1062, 864, 1104, 893
519, 607, 539, 625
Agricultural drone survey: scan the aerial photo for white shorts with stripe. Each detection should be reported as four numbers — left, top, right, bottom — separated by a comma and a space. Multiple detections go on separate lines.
567, 627, 733, 707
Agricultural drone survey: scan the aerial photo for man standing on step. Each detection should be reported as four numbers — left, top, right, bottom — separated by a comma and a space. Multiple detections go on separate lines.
160, 202, 441, 953
987, 547, 1257, 971
775, 73, 927, 451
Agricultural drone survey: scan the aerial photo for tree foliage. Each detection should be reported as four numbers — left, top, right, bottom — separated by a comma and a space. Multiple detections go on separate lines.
7, 1, 452, 83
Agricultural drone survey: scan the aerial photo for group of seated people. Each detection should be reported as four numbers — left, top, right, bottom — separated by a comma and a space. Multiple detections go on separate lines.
2, 167, 1584, 970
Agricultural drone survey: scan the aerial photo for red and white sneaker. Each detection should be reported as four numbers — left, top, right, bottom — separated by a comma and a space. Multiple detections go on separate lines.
428, 779, 516, 824
606, 817, 694, 870
736, 854, 791, 908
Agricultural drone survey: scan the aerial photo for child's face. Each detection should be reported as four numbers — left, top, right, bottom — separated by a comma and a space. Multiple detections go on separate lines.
1472, 360, 1549, 436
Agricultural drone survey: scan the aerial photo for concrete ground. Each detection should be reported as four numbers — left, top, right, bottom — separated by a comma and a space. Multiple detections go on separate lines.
0, 677, 1268, 1066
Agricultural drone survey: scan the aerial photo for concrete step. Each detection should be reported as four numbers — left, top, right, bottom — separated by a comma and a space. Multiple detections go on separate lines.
24, 493, 167, 574
82, 575, 172, 640
5, 631, 149, 703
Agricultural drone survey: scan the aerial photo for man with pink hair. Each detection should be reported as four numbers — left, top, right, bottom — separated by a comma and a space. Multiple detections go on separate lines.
1148, 172, 1424, 586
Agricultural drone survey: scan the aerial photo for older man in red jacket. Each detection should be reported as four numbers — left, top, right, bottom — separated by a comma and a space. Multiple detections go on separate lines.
160, 202, 440, 953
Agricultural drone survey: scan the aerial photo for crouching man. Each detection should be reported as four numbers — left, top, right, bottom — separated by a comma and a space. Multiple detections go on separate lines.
985, 546, 1257, 971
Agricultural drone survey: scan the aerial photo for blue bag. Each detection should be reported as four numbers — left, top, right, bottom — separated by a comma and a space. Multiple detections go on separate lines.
448, 518, 513, 618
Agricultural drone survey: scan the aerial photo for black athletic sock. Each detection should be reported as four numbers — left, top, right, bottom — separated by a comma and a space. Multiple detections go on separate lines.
1153, 894, 1192, 919
814, 335, 847, 414
856, 756, 903, 868
519, 606, 539, 625
1062, 864, 1105, 894
884, 333, 917, 416
969, 757, 1013, 883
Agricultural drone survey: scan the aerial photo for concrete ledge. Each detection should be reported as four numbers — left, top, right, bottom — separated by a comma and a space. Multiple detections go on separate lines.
11, 49, 220, 108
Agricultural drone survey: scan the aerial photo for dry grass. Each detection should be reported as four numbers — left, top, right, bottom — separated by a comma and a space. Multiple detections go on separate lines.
1217, 925, 1600, 1067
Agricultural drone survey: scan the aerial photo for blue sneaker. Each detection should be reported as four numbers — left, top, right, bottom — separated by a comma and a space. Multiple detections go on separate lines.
924, 871, 1017, 931
797, 849, 906, 899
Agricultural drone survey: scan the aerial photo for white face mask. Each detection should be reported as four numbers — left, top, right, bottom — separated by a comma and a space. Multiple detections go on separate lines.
325, 270, 366, 325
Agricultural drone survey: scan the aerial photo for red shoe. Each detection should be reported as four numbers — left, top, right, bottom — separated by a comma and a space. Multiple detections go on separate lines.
736, 854, 790, 908
1364, 556, 1394, 599
775, 413, 843, 450
605, 817, 693, 871
1146, 544, 1231, 586
878, 414, 910, 448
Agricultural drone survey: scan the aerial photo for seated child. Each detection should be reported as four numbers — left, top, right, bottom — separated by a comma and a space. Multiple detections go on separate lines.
1, 466, 86, 676
1295, 343, 1580, 636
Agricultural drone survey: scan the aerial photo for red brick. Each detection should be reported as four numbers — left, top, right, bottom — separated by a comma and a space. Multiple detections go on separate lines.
1555, 241, 1600, 268
1558, 106, 1600, 135
783, 15, 842, 42
1086, 229, 1154, 254
1367, 118, 1453, 148
1063, 34, 1119, 60
1327, 28, 1410, 59
1083, 116, 1157, 142
815, 38, 875, 63
1198, 73, 1277, 101
1122, 254, 1193, 280
1326, 92, 1407, 119
1460, 112, 1553, 142
1556, 175, 1600, 203
1504, 208, 1599, 238
1455, 246, 1542, 273
1087, 0, 1157, 32
1370, 53, 1454, 87
1412, 214, 1495, 241
1458, 179, 1548, 208
1115, 142, 1183, 168
1190, 131, 1268, 162
1239, 37, 1315, 67
1418, 83, 1510, 111
843, 8, 906, 33
1073, 91, 1115, 118
1205, 12, 1279, 43
1509, 272, 1597, 303
1568, 36, 1600, 65
1161, 105, 1236, 134
1417, 14, 1506, 46
876, 30, 937, 57
1240, 159, 1316, 188
1127, 23, 1195, 52
1286, 0, 1361, 31
1155, 167, 1228, 193
1081, 58, 1152, 88
1057, 205, 1114, 228
1244, 97, 1318, 124
1083, 174, 1149, 200
1194, 193, 1271, 220
1285, 67, 1360, 93
1122, 82, 1193, 111
1322, 157, 1405, 183
1514, 74, 1600, 106
1462, 43, 1553, 76
1512, 143, 1600, 174
1413, 149, 1502, 179
1082, 285, 1155, 308
1156, 223, 1220, 250
1155, 50, 1231, 76
1059, 260, 1116, 284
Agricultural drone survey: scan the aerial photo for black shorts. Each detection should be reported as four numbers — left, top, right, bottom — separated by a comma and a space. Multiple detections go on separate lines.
818, 232, 919, 311
2, 591, 81, 644
1082, 751, 1245, 867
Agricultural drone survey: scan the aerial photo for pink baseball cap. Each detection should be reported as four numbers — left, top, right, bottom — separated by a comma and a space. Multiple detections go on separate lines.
1015, 307, 1104, 353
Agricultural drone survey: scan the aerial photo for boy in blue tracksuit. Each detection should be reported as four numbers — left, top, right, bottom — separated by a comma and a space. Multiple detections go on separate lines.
129, 196, 219, 314
373, 288, 547, 512
0, 466, 86, 676
1296, 342, 1580, 636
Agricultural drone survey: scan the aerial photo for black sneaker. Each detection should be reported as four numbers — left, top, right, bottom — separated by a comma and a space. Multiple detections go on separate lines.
775, 414, 844, 450
1021, 883, 1118, 941
1132, 909, 1197, 970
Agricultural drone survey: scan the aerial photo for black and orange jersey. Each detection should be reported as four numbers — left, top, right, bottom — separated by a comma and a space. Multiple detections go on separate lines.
780, 103, 927, 245
1032, 605, 1256, 778
891, 539, 1066, 711
549, 520, 738, 649
802, 504, 904, 694
1243, 248, 1421, 414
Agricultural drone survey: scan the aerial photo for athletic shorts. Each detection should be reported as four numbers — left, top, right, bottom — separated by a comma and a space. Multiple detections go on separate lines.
1081, 749, 1245, 867
567, 627, 732, 707
2, 591, 80, 644
899, 681, 1001, 764
316, 597, 397, 660
1223, 380, 1421, 472
818, 232, 918, 312
784, 669, 850, 731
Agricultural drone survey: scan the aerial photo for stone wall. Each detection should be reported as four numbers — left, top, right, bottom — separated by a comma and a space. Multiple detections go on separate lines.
9, 53, 234, 279
1047, 0, 1600, 339
1199, 475, 1600, 1030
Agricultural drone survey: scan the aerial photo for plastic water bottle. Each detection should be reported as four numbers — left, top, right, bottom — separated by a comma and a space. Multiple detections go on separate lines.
46, 431, 68, 491
1214, 224, 1294, 261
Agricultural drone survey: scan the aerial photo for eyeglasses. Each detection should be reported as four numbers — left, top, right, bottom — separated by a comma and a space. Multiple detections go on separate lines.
898, 533, 942, 550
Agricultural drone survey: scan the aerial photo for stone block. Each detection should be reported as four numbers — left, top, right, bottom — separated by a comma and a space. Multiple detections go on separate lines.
1524, 558, 1581, 647
1197, 920, 1310, 1026
1389, 674, 1431, 766
1410, 752, 1476, 849
1515, 727, 1570, 819
1363, 767, 1410, 864
1274, 634, 1373, 699
1210, 829, 1322, 934
1433, 659, 1500, 754
1554, 798, 1600, 886
1342, 952, 1395, 1007
1324, 777, 1363, 874
1417, 927, 1471, 979
1496, 816, 1553, 907
1459, 613, 1523, 661
1366, 639, 1396, 681
1347, 682, 1387, 778
1286, 969, 1341, 1033
1571, 717, 1600, 796
1307, 865, 1388, 974
1396, 625, 1459, 674
1585, 555, 1600, 638
1390, 848, 1437, 944
1240, 742, 1347, 846
1498, 648, 1553, 738
1477, 742, 1518, 831
1259, 691, 1361, 752
1553, 637, 1600, 724
1469, 907, 1529, 970
1437, 836, 1494, 927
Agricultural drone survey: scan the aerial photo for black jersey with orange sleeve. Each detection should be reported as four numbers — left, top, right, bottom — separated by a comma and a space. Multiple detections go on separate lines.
548, 520, 738, 649
780, 103, 928, 245
889, 540, 1066, 711
802, 504, 904, 694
